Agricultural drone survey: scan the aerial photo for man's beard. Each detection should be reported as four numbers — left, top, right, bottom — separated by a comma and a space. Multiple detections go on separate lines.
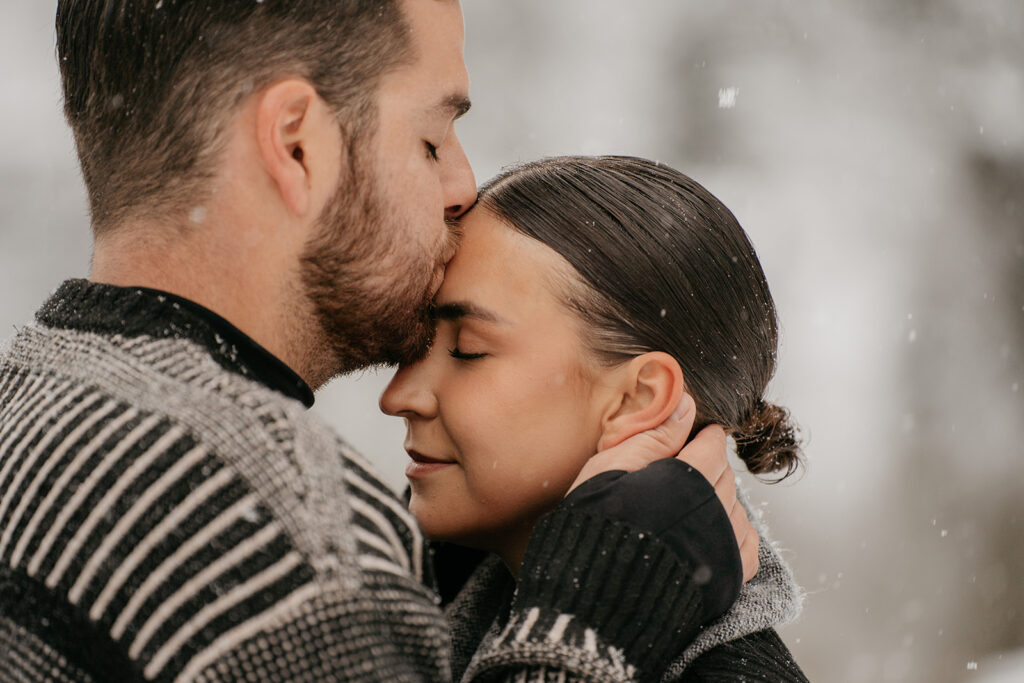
299, 160, 439, 378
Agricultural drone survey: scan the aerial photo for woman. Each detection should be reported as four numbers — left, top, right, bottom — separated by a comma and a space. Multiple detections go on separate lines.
381, 156, 807, 681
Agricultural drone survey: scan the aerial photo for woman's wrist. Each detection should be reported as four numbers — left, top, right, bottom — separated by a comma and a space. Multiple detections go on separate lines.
506, 505, 709, 679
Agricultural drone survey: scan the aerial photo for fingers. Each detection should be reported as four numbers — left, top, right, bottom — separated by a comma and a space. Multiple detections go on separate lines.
631, 392, 696, 464
567, 394, 696, 494
726, 479, 760, 583
676, 424, 736, 530
727, 492, 760, 583
728, 500, 748, 548
714, 465, 738, 516
669, 392, 697, 447
676, 424, 760, 582
739, 524, 760, 583
675, 424, 728, 486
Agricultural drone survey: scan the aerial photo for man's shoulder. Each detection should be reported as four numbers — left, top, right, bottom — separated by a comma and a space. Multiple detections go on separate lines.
0, 321, 446, 681
2, 317, 418, 571
3, 318, 317, 457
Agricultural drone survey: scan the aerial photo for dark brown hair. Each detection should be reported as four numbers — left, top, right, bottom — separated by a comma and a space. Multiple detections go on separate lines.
56, 0, 411, 233
478, 156, 802, 480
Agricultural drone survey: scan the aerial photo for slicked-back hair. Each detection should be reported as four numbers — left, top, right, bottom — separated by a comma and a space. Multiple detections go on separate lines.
56, 0, 411, 234
478, 156, 802, 479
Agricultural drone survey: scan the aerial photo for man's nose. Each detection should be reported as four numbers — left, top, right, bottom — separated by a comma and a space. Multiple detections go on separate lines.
442, 134, 476, 220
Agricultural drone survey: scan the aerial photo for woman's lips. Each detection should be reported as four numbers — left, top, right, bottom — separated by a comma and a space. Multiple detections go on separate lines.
405, 449, 455, 478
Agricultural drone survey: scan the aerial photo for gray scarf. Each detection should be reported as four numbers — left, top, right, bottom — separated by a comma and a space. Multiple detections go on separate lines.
662, 482, 804, 678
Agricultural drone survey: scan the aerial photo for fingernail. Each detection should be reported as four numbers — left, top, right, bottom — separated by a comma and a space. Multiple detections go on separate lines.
672, 394, 693, 421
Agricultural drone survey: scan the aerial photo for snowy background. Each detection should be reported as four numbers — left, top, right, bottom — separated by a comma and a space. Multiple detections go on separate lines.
2, 2, 1022, 681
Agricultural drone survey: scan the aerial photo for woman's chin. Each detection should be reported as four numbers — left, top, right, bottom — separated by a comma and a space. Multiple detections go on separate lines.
411, 503, 485, 550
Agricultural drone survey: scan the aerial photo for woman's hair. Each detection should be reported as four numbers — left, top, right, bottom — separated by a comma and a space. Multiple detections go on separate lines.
477, 156, 801, 479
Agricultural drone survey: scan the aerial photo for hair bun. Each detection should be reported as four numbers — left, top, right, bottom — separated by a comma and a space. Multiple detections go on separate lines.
733, 399, 802, 481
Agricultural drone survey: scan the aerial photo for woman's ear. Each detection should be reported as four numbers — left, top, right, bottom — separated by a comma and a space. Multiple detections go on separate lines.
254, 79, 341, 217
597, 351, 687, 451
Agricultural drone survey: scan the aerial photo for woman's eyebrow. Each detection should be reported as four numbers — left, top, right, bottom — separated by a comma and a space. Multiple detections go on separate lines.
430, 301, 506, 324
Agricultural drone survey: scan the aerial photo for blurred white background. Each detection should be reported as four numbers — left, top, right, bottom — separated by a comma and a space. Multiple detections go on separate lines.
2, 2, 1022, 681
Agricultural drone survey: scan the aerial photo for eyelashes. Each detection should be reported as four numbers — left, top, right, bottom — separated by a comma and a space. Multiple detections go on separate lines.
448, 347, 486, 361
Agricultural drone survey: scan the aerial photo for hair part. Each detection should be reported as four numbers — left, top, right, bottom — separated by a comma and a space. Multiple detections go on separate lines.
478, 156, 802, 480
56, 0, 413, 235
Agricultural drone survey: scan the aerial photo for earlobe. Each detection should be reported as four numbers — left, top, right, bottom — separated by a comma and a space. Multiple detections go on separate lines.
255, 80, 321, 216
597, 352, 687, 451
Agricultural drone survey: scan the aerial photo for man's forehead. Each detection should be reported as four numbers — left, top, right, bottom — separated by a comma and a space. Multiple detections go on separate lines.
403, 0, 466, 63
402, 0, 465, 44
389, 1, 468, 93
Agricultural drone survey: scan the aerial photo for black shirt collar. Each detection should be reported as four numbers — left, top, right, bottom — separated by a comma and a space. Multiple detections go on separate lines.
37, 279, 315, 408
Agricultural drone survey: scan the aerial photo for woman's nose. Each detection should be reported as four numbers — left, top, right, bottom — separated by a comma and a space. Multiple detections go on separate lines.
380, 362, 438, 420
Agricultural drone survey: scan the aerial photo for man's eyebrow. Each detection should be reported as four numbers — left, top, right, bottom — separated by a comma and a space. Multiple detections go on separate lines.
430, 301, 504, 323
436, 94, 472, 120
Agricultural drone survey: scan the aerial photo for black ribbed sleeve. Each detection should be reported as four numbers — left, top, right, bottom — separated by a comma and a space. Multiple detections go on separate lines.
679, 629, 810, 682
465, 507, 707, 681
563, 458, 742, 624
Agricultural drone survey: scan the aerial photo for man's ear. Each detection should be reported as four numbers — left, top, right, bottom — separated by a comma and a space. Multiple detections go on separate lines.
254, 79, 339, 217
597, 351, 687, 451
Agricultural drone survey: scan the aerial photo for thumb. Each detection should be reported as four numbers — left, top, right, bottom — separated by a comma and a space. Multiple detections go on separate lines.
565, 393, 700, 493
567, 393, 697, 495
605, 391, 697, 467
641, 391, 697, 459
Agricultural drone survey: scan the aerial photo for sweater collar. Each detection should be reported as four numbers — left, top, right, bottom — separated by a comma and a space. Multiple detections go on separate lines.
36, 279, 315, 408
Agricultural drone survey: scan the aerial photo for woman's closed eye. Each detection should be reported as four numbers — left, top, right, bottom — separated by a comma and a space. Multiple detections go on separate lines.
429, 303, 503, 361
448, 346, 486, 361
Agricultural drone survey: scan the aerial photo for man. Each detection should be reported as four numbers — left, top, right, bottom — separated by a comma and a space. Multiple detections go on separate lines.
0, 1, 767, 680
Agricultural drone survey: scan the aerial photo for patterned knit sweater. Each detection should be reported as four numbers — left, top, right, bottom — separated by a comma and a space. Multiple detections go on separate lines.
0, 280, 725, 682
444, 480, 809, 682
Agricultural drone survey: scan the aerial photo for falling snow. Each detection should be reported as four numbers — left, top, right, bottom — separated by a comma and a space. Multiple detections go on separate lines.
718, 87, 739, 109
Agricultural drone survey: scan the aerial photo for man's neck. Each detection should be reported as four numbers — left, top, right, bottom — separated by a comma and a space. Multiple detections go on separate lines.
90, 225, 325, 389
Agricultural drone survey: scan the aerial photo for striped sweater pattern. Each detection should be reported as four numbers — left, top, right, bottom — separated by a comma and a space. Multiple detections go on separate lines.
0, 293, 447, 681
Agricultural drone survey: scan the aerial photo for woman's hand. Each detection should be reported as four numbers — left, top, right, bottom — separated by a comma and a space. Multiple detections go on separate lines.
567, 393, 760, 583
680, 424, 761, 584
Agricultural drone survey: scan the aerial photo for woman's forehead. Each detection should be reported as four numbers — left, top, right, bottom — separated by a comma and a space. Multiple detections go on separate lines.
439, 209, 577, 321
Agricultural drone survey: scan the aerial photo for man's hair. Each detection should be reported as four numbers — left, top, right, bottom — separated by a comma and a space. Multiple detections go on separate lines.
56, 0, 411, 234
